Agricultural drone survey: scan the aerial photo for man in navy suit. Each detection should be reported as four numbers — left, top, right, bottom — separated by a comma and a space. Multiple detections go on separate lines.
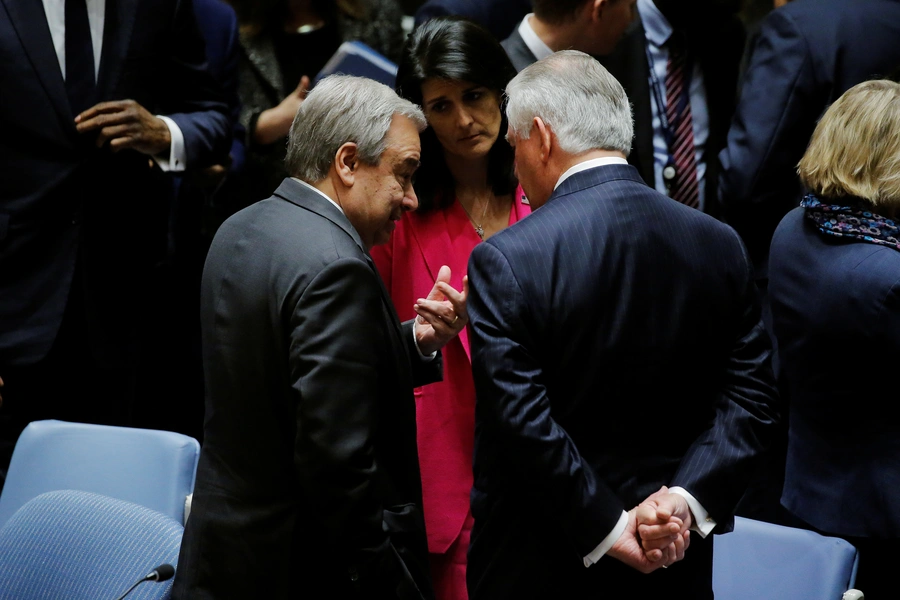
0, 0, 230, 482
465, 50, 780, 599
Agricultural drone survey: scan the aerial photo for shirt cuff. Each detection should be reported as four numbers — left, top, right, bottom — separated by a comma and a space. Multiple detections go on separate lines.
583, 510, 628, 567
411, 319, 436, 361
154, 115, 186, 172
669, 487, 716, 538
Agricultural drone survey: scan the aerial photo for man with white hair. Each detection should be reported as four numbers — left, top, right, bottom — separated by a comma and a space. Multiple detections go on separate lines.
465, 50, 779, 599
173, 75, 467, 600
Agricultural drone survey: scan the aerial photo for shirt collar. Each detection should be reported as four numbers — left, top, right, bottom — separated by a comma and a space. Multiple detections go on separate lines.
291, 177, 344, 214
518, 14, 554, 62
637, 0, 672, 48
554, 157, 629, 190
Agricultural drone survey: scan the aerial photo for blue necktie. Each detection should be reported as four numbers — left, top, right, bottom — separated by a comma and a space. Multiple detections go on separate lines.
65, 0, 96, 116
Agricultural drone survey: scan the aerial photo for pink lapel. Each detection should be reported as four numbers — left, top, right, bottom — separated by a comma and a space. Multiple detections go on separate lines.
408, 204, 474, 362
408, 187, 531, 363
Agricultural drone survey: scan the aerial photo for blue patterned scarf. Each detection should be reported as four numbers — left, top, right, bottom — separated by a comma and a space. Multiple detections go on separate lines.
801, 193, 900, 252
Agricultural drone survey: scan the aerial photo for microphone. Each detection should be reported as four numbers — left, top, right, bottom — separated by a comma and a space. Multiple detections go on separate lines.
113, 564, 176, 600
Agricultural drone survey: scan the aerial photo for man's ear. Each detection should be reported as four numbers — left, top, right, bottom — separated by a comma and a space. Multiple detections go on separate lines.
534, 117, 553, 164
334, 142, 359, 187
592, 0, 609, 21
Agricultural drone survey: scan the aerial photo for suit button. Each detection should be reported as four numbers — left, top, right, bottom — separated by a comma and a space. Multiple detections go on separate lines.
348, 567, 359, 582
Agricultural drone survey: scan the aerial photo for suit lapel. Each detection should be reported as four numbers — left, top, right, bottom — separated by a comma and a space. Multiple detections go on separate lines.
407, 209, 454, 291
502, 29, 537, 71
407, 206, 473, 361
2, 0, 73, 126
273, 178, 410, 354
273, 178, 362, 246
367, 253, 412, 366
95, 0, 138, 102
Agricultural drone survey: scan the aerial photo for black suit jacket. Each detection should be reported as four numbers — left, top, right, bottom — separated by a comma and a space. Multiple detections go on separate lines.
500, 28, 536, 73
719, 0, 900, 275
465, 164, 779, 599
173, 178, 439, 599
599, 14, 744, 220
0, 0, 230, 368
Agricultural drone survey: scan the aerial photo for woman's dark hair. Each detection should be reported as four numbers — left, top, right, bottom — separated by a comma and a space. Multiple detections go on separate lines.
395, 16, 518, 212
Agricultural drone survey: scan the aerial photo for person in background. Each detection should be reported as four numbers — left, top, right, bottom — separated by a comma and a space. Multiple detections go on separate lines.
598, 0, 744, 217
0, 0, 231, 488
371, 16, 528, 600
227, 0, 405, 204
718, 1, 900, 523
414, 0, 532, 41
768, 79, 900, 599
501, 0, 637, 72
151, 0, 247, 442
719, 0, 900, 277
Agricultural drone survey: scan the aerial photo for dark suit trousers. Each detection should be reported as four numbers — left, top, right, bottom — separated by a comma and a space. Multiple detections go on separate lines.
0, 264, 134, 490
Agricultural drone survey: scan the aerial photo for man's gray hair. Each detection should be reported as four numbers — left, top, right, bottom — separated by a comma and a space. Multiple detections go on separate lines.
505, 50, 633, 156
285, 75, 427, 182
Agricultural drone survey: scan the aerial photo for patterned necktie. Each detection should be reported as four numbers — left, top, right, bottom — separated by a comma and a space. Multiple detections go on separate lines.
664, 35, 699, 209
65, 0, 96, 116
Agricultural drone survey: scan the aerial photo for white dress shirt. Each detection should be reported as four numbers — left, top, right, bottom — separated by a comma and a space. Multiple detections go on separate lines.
42, 0, 186, 171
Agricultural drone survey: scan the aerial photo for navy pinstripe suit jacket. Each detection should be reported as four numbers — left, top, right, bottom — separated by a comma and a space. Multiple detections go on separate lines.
465, 164, 780, 599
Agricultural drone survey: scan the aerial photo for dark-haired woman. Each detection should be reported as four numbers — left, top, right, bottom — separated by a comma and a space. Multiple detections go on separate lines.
370, 16, 529, 600
228, 0, 404, 203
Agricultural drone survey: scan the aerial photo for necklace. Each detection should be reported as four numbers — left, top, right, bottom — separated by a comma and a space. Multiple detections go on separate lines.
459, 195, 492, 240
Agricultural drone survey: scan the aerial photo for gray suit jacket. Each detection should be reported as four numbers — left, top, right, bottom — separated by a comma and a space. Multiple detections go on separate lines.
173, 178, 439, 599
500, 27, 537, 72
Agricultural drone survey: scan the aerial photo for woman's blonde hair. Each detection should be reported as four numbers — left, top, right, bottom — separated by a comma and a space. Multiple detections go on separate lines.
798, 79, 900, 207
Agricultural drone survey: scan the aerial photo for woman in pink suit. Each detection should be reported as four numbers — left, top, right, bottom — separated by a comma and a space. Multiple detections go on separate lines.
371, 16, 528, 600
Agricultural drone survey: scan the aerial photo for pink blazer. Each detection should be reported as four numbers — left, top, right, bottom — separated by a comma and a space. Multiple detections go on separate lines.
371, 187, 530, 554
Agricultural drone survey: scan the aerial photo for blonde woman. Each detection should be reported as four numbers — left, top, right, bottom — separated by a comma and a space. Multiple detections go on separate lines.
769, 79, 900, 598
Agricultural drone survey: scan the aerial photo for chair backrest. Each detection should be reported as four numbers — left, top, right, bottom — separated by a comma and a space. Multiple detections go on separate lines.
0, 420, 200, 526
713, 516, 860, 600
0, 490, 183, 600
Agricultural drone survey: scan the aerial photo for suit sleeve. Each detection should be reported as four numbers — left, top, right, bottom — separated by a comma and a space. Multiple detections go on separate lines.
671, 235, 782, 532
162, 0, 232, 168
718, 8, 818, 266
467, 241, 624, 556
219, 1, 246, 173
289, 256, 398, 591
